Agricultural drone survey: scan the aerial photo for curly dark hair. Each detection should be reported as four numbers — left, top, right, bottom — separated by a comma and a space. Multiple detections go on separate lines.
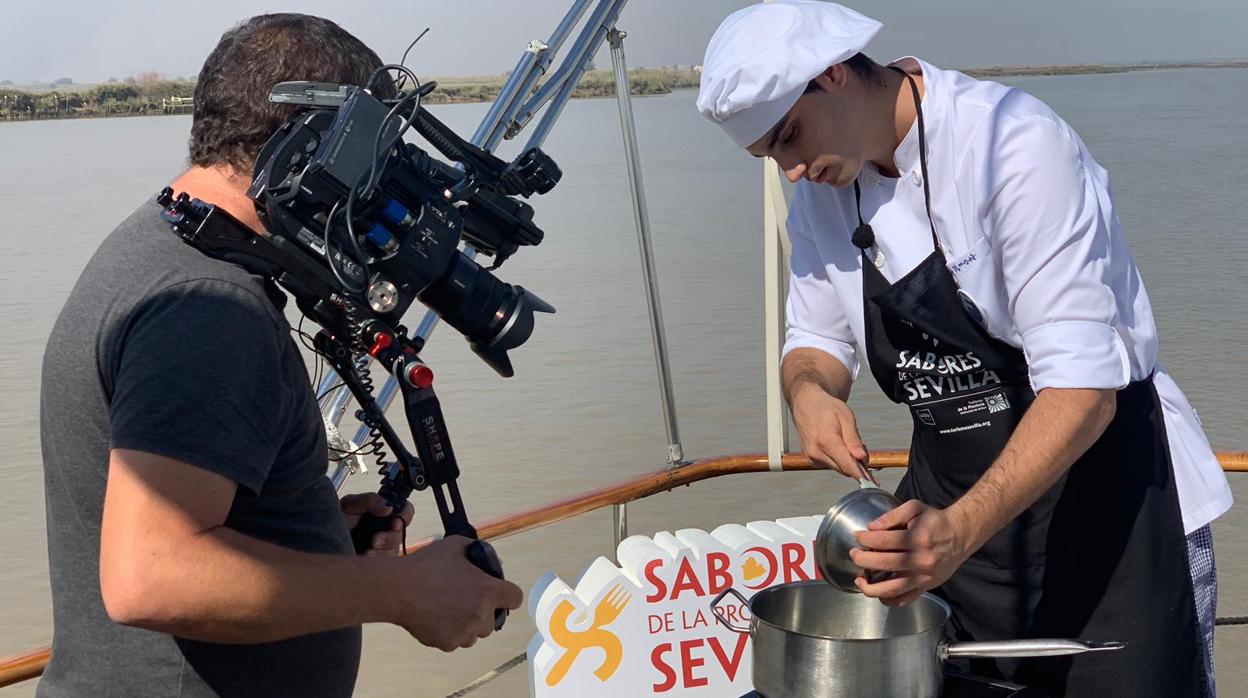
189, 14, 393, 173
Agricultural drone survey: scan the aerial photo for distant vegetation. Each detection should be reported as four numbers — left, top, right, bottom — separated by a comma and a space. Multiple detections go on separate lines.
0, 72, 195, 120
4, 60, 1247, 123
422, 66, 701, 104
964, 59, 1248, 78
0, 67, 699, 121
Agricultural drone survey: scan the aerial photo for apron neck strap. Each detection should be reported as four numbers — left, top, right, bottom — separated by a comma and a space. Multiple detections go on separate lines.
853, 68, 941, 254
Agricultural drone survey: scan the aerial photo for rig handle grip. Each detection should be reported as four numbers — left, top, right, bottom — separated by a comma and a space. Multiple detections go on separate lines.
466, 539, 508, 630
350, 512, 398, 555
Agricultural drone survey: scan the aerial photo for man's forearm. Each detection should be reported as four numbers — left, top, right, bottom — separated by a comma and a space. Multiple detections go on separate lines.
105, 524, 399, 644
947, 387, 1117, 552
782, 348, 854, 404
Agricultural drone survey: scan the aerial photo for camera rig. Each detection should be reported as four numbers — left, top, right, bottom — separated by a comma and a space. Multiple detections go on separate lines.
157, 78, 564, 630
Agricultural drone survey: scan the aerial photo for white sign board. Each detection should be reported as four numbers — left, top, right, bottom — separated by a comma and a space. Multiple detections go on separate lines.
526, 515, 825, 696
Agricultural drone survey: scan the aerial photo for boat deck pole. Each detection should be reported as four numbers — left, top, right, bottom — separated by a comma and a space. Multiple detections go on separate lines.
608, 28, 685, 467
763, 160, 792, 470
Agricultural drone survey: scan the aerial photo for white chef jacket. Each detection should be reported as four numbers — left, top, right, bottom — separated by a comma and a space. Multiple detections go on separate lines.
782, 57, 1231, 534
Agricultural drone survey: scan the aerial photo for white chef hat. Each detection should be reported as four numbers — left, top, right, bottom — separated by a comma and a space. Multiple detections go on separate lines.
697, 1, 883, 148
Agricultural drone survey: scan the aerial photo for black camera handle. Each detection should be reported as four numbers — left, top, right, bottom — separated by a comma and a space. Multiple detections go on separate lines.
156, 188, 508, 630
317, 325, 508, 631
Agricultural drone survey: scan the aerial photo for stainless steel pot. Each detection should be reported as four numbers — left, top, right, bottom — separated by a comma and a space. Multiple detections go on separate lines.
710, 581, 1123, 698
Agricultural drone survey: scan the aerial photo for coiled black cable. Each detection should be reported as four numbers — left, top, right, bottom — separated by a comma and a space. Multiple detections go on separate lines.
345, 301, 389, 472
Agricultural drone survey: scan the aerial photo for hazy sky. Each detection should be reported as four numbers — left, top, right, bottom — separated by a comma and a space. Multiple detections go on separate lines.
2, 0, 1246, 84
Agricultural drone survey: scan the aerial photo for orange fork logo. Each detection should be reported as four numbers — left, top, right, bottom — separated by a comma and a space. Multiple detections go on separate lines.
545, 584, 632, 687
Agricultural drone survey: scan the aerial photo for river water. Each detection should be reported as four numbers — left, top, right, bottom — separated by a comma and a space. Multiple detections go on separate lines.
0, 68, 1245, 696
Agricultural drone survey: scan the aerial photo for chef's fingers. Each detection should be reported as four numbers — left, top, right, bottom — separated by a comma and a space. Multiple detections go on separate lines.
851, 547, 944, 575
854, 529, 911, 552
868, 499, 926, 531
803, 440, 856, 479
802, 445, 837, 471
855, 573, 919, 600
849, 549, 912, 572
837, 408, 870, 464
821, 438, 866, 480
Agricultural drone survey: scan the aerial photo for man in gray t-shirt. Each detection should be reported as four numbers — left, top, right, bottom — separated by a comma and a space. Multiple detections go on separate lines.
38, 14, 521, 697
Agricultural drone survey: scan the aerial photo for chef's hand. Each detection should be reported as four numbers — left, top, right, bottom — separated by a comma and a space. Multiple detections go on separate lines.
341, 493, 415, 556
790, 385, 871, 480
849, 499, 973, 607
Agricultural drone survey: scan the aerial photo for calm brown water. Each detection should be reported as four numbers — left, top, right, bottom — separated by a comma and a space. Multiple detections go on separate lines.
1, 68, 1245, 696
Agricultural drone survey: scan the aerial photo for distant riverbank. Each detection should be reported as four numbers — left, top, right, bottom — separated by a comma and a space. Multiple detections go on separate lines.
3, 60, 1245, 123
965, 59, 1248, 78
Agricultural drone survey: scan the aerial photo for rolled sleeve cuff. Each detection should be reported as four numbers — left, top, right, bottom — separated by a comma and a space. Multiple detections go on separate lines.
1021, 320, 1131, 391
782, 330, 860, 379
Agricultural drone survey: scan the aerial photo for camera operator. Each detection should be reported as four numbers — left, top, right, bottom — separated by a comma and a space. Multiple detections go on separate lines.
38, 14, 522, 697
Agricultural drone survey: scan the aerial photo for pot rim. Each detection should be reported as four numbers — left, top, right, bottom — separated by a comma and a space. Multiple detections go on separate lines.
746, 581, 952, 642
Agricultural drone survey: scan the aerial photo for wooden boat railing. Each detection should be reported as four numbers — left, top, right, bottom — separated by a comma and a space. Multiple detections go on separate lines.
2, 449, 1244, 688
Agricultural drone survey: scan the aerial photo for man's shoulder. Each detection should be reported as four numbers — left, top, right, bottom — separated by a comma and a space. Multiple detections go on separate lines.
47, 200, 290, 392
77, 200, 284, 329
105, 200, 273, 293
930, 61, 1075, 153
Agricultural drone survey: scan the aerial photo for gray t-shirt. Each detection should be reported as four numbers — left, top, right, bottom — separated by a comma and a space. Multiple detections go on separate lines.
38, 201, 361, 697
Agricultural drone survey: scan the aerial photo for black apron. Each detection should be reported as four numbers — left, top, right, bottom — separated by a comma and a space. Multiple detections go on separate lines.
854, 70, 1205, 697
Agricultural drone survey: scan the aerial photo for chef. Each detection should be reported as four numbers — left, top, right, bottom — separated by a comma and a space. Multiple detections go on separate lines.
696, 2, 1230, 696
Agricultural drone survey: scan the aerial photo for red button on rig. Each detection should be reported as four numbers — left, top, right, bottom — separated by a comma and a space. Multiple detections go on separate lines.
406, 363, 434, 389
369, 332, 394, 358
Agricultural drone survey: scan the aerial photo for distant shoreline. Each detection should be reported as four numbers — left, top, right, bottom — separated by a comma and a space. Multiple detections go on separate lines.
963, 59, 1248, 78
3, 60, 1245, 124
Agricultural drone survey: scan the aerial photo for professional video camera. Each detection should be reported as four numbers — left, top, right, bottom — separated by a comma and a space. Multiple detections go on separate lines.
156, 70, 564, 630
255, 77, 560, 377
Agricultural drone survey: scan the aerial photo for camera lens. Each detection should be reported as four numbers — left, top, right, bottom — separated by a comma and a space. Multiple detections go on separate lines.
416, 252, 554, 377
